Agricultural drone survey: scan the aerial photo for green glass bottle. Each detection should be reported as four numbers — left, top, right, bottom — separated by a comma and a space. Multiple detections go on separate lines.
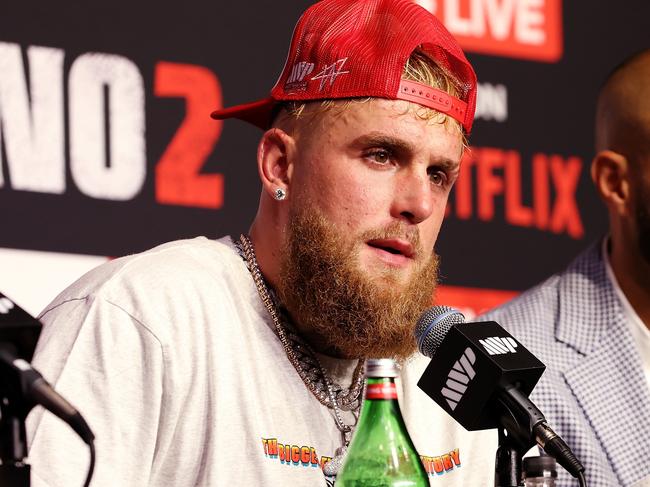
336, 359, 429, 487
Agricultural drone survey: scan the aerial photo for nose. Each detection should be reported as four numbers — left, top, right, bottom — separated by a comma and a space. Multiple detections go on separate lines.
391, 168, 435, 224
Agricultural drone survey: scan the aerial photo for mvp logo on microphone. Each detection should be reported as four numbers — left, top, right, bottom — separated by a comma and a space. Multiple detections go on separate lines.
0, 296, 15, 314
441, 347, 476, 411
479, 336, 519, 355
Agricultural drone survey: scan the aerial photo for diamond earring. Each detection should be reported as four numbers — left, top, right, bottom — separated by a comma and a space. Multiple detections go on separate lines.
274, 188, 287, 201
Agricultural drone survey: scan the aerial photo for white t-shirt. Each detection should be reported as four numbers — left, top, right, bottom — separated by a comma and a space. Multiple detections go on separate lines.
27, 237, 497, 486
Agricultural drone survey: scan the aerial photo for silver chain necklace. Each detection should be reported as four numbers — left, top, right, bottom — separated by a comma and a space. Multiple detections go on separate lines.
235, 234, 365, 476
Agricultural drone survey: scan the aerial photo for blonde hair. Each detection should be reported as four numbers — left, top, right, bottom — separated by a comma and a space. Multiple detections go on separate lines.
274, 48, 466, 143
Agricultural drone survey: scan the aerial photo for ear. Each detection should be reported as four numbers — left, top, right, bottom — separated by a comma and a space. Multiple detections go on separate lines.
591, 150, 630, 215
257, 127, 295, 200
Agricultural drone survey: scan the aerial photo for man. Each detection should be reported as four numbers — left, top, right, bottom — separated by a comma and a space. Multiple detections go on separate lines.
27, 1, 497, 485
480, 49, 650, 487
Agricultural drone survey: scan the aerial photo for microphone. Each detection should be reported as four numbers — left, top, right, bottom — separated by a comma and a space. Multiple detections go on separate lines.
415, 306, 584, 479
0, 292, 94, 445
0, 349, 95, 445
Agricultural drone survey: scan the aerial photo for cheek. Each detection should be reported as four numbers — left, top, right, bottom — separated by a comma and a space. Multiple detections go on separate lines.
320, 181, 376, 230
297, 160, 377, 221
421, 201, 447, 247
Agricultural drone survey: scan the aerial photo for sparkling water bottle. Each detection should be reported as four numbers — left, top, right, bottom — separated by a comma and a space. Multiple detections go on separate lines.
523, 456, 557, 486
336, 358, 428, 486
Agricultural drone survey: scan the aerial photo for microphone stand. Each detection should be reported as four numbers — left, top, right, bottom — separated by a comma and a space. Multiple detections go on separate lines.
0, 294, 95, 487
0, 353, 32, 487
493, 385, 545, 487
0, 411, 31, 486
495, 426, 527, 487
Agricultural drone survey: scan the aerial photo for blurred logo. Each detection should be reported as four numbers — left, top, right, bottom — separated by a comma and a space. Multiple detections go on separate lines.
0, 297, 15, 314
415, 0, 563, 62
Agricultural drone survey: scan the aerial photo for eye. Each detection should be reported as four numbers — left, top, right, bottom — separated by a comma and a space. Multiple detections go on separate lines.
428, 168, 448, 186
365, 149, 392, 165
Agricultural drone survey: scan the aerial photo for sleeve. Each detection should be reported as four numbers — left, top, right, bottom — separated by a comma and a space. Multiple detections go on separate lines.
26, 295, 165, 487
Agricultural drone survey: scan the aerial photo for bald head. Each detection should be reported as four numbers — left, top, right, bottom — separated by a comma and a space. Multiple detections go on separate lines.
595, 49, 650, 164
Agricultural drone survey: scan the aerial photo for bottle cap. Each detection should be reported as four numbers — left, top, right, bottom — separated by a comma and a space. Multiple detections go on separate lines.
523, 456, 557, 478
366, 359, 400, 378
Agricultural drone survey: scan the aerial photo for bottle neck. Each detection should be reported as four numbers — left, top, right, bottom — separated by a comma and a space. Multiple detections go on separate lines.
364, 377, 398, 401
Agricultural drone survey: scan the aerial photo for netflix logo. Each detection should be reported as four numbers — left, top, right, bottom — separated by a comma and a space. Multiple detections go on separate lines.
415, 0, 563, 62
449, 147, 584, 239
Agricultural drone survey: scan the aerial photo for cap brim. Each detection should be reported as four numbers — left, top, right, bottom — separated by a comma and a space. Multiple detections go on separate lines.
210, 97, 276, 130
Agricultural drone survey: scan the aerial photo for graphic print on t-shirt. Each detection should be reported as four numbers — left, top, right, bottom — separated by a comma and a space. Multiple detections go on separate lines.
421, 448, 462, 476
261, 436, 462, 483
261, 437, 333, 470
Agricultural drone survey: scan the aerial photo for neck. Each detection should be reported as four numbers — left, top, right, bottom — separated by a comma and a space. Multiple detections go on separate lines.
248, 218, 356, 357
609, 236, 650, 328
249, 219, 284, 293
294, 327, 350, 358
241, 230, 354, 357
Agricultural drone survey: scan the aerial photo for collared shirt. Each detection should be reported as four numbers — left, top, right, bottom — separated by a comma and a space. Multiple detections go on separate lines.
603, 236, 650, 388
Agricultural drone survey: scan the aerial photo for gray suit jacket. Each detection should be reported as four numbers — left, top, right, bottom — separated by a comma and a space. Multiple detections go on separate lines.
480, 242, 650, 486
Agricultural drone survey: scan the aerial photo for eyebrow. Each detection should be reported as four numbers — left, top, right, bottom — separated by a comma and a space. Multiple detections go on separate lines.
351, 133, 414, 155
351, 133, 461, 171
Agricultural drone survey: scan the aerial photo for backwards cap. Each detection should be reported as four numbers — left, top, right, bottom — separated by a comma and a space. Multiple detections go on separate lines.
211, 0, 477, 133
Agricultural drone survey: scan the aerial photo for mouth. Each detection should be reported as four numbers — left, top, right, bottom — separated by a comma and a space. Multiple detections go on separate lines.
366, 238, 415, 265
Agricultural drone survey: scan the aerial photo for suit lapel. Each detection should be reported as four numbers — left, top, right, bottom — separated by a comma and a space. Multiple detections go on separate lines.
556, 245, 650, 485
563, 327, 650, 485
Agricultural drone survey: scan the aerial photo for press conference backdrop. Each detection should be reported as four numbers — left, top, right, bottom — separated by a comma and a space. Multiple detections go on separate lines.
0, 0, 648, 316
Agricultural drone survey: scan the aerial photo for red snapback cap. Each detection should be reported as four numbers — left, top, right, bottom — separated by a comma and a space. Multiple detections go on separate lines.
211, 0, 477, 133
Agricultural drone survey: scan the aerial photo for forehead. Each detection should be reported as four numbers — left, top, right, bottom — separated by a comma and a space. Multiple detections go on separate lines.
295, 98, 464, 161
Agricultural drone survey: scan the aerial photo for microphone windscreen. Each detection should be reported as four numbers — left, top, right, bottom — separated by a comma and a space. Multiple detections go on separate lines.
415, 306, 465, 358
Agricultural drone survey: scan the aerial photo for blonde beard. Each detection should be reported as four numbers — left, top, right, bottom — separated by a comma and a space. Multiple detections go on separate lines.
277, 209, 439, 360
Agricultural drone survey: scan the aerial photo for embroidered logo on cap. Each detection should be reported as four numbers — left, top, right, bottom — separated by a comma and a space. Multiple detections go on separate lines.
311, 58, 350, 91
285, 61, 315, 92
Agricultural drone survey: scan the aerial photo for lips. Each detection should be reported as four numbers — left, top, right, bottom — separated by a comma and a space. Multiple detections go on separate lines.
366, 238, 415, 260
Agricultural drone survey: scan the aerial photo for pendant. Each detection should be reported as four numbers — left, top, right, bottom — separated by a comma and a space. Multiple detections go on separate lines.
323, 445, 347, 477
